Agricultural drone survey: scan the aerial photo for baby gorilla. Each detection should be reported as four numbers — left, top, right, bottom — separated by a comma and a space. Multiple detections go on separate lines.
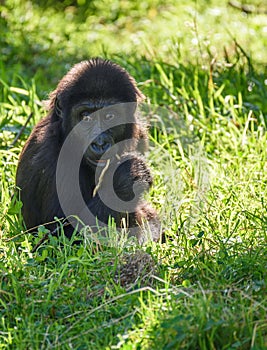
16, 58, 160, 243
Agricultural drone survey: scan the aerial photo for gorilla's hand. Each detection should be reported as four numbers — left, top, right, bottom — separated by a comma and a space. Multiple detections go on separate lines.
113, 153, 153, 202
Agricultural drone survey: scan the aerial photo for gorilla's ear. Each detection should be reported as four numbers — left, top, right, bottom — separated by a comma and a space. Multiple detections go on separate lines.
47, 89, 62, 119
55, 96, 62, 119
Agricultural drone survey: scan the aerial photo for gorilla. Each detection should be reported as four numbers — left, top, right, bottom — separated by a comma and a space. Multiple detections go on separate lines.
16, 58, 161, 243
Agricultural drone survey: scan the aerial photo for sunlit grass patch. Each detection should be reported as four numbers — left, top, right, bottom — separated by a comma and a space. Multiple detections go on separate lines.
0, 1, 267, 348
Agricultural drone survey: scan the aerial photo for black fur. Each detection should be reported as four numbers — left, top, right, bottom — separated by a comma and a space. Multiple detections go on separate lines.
16, 58, 160, 243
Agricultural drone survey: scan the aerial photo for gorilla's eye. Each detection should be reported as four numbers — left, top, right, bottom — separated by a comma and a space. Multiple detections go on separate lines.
105, 113, 115, 121
81, 110, 92, 121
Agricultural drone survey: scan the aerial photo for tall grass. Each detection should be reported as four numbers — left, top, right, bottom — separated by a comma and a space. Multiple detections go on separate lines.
1, 0, 267, 348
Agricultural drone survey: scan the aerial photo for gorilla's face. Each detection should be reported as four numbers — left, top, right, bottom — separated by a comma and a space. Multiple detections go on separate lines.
67, 101, 137, 168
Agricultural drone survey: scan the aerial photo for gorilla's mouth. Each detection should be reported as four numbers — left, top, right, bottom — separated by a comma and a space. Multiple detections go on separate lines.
86, 143, 119, 168
88, 158, 110, 167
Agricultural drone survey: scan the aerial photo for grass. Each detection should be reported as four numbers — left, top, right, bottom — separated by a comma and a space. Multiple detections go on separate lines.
1, 0, 267, 349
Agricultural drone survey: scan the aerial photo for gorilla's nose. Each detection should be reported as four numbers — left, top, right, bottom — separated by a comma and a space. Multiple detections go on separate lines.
90, 133, 112, 157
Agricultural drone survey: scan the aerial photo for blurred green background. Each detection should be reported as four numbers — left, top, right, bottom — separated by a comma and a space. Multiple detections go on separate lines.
1, 0, 267, 91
